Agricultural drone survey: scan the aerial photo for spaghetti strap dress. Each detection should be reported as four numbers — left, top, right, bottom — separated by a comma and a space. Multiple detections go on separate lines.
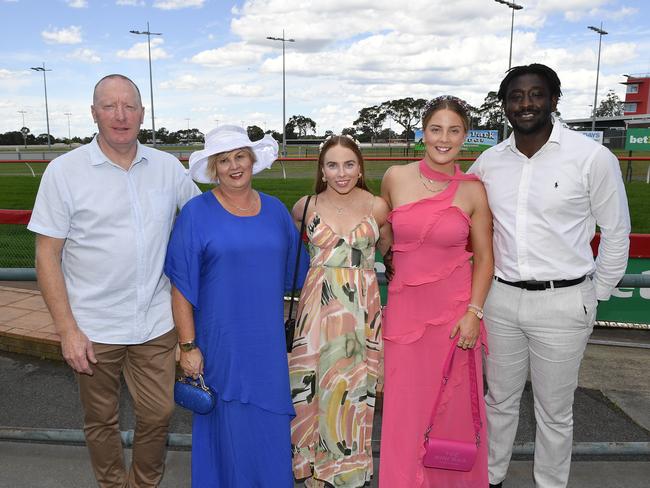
378, 165, 488, 487
289, 201, 383, 488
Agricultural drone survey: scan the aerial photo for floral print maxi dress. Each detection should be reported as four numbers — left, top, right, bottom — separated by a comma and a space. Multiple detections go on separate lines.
289, 211, 383, 488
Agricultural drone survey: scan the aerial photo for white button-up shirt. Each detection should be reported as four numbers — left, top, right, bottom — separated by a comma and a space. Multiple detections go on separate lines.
28, 137, 200, 344
469, 121, 630, 300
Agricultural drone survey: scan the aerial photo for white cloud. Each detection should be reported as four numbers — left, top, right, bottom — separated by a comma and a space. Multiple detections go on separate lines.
153, 0, 204, 9
67, 0, 87, 7
0, 69, 19, 79
191, 42, 267, 67
160, 74, 204, 91
41, 26, 82, 45
221, 84, 264, 97
116, 0, 145, 5
0, 69, 31, 92
68, 48, 101, 63
116, 38, 170, 60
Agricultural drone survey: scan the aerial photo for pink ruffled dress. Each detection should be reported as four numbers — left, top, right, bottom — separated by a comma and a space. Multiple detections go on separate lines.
378, 163, 488, 487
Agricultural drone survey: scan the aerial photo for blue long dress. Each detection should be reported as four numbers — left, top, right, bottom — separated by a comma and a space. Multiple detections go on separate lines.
164, 190, 307, 487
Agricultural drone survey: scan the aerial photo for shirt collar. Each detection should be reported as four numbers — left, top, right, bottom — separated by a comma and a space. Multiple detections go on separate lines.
89, 135, 148, 168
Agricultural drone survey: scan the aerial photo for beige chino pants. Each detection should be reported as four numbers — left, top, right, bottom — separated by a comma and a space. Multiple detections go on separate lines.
77, 328, 178, 488
483, 278, 597, 488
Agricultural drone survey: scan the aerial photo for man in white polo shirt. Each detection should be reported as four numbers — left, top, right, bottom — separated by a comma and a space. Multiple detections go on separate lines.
469, 64, 630, 488
28, 74, 200, 488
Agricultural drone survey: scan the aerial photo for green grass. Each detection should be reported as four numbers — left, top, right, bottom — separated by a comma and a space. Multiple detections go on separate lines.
1, 167, 648, 268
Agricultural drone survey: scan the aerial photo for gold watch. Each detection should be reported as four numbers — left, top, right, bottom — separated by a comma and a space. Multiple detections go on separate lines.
179, 340, 197, 352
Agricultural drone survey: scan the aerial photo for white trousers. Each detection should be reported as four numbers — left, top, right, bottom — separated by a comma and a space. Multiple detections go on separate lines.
483, 278, 597, 488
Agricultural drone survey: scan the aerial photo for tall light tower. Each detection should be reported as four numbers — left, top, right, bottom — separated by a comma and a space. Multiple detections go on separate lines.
588, 23, 608, 131
64, 112, 72, 148
494, 0, 523, 140
30, 63, 52, 149
130, 22, 162, 146
18, 110, 27, 148
267, 30, 295, 158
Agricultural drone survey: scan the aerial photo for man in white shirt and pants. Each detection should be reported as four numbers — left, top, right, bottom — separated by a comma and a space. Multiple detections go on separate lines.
28, 74, 200, 487
469, 64, 630, 488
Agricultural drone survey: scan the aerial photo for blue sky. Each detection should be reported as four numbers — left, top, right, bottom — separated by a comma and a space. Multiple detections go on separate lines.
1, 0, 648, 139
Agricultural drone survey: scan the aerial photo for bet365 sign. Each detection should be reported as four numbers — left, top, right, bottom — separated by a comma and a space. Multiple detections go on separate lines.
625, 128, 650, 151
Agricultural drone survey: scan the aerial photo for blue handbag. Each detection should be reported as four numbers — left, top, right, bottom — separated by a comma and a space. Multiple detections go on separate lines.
174, 374, 216, 415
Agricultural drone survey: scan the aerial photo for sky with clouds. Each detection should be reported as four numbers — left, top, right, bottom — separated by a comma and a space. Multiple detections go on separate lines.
1, 0, 648, 139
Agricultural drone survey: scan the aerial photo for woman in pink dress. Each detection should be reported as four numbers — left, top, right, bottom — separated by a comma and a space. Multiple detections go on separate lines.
378, 96, 494, 487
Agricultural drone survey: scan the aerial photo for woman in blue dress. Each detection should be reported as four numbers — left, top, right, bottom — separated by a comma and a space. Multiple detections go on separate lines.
164, 125, 308, 487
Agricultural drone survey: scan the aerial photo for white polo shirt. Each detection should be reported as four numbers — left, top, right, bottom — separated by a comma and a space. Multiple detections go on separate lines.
469, 121, 630, 300
28, 137, 200, 344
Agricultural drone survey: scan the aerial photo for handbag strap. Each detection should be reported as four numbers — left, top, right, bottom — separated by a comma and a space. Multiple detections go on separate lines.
424, 336, 482, 446
287, 195, 312, 321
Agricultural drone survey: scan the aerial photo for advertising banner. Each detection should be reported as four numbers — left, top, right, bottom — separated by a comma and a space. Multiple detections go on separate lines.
580, 131, 603, 144
625, 128, 650, 151
463, 130, 499, 151
413, 129, 499, 151
597, 259, 650, 326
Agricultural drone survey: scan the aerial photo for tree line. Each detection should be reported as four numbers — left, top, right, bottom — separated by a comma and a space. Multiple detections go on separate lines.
0, 91, 624, 146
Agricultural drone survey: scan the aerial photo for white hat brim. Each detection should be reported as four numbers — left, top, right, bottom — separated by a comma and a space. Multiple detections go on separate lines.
188, 126, 279, 184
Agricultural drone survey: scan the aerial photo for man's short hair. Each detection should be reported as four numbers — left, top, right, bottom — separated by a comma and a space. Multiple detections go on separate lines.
497, 64, 562, 102
93, 74, 142, 105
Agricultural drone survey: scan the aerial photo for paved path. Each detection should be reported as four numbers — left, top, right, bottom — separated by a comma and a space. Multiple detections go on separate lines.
1, 283, 649, 486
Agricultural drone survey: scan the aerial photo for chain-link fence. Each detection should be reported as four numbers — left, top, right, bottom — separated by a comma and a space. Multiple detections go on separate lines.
0, 211, 34, 268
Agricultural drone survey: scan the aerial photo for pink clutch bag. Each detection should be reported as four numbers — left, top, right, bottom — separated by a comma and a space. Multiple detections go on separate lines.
423, 437, 477, 472
423, 337, 481, 472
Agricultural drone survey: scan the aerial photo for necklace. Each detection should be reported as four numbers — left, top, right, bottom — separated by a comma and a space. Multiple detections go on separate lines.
325, 195, 346, 215
219, 189, 257, 212
419, 172, 450, 193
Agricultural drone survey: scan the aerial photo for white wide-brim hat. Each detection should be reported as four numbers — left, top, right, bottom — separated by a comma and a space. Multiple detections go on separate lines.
188, 125, 279, 183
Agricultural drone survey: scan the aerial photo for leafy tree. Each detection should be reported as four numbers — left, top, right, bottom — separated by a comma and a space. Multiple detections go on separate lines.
287, 115, 316, 137
0, 131, 25, 145
36, 133, 53, 145
595, 90, 624, 117
477, 91, 502, 130
247, 125, 264, 141
284, 120, 297, 140
353, 106, 386, 143
378, 128, 399, 142
323, 130, 334, 138
341, 127, 357, 137
155, 127, 170, 144
268, 130, 283, 143
381, 98, 427, 149
138, 129, 151, 144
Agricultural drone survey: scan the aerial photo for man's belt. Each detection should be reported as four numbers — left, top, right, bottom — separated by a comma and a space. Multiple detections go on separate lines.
495, 275, 586, 291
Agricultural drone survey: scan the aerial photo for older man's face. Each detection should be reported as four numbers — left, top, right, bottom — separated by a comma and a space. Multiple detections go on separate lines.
91, 77, 144, 150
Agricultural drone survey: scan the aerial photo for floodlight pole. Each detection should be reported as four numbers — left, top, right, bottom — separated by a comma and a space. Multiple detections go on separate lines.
588, 23, 608, 131
64, 112, 72, 148
30, 63, 52, 149
495, 0, 523, 141
267, 30, 295, 159
18, 110, 27, 148
130, 22, 162, 146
